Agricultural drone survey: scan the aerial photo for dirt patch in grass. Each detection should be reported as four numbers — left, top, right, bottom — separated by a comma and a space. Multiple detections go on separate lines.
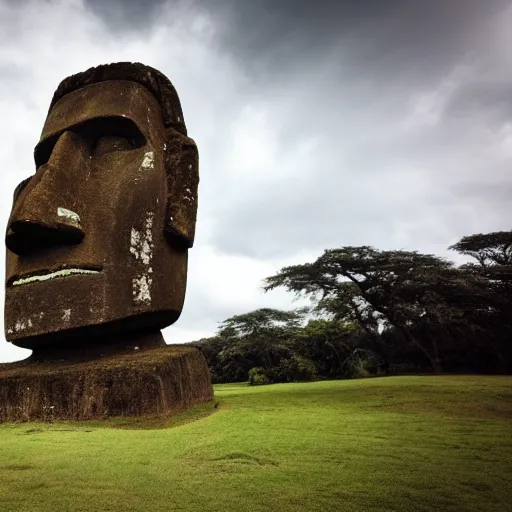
0, 464, 33, 471
211, 452, 280, 466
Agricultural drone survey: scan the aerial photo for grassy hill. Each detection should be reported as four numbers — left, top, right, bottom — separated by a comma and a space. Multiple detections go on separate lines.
0, 375, 511, 512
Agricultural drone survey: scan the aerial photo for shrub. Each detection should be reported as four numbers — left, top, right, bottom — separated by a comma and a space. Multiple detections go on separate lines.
248, 367, 270, 386
275, 355, 318, 383
341, 349, 376, 379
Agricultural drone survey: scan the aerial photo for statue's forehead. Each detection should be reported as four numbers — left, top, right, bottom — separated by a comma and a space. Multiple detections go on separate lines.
40, 80, 164, 144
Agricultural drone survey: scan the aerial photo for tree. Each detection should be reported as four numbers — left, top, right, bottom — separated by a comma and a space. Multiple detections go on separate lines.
264, 246, 484, 373
294, 318, 362, 378
189, 335, 243, 383
449, 231, 512, 269
216, 308, 312, 382
218, 308, 305, 339
449, 230, 512, 371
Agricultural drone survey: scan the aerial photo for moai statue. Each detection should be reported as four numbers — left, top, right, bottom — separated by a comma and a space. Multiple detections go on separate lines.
5, 62, 199, 359
0, 63, 211, 421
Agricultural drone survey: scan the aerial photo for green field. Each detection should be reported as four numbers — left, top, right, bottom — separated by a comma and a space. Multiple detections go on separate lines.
0, 376, 511, 512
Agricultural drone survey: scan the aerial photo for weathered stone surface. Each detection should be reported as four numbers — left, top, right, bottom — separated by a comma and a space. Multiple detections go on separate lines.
0, 345, 212, 422
2, 62, 211, 421
5, 62, 199, 349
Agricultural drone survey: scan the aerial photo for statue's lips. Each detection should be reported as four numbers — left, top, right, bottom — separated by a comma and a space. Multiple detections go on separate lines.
8, 265, 103, 287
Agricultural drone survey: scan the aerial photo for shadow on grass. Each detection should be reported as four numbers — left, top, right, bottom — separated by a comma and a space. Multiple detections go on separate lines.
13, 400, 220, 432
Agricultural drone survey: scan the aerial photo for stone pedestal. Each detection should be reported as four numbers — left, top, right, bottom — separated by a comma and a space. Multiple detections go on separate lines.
0, 345, 213, 422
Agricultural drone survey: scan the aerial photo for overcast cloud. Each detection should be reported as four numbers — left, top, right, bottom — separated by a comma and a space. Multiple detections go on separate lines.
0, 0, 511, 362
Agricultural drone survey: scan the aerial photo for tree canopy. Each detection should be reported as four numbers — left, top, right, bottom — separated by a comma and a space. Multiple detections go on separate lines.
191, 230, 512, 384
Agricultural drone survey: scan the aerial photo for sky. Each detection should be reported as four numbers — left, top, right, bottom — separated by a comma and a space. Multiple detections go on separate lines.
1, 0, 511, 362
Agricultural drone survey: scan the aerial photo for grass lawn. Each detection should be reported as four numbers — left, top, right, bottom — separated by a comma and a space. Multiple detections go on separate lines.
0, 375, 511, 512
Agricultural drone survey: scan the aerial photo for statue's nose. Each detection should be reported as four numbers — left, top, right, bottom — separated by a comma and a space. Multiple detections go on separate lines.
6, 131, 87, 256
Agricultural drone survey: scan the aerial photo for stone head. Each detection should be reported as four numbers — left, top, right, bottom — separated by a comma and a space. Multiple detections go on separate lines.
4, 62, 199, 350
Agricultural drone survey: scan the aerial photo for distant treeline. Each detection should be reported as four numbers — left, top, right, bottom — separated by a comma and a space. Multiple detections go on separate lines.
189, 230, 512, 384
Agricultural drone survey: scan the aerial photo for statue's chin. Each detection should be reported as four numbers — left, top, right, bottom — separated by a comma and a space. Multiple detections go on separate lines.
4, 270, 182, 349
7, 309, 181, 351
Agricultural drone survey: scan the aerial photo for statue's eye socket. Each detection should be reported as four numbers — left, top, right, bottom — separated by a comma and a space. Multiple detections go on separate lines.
12, 176, 32, 205
34, 117, 146, 167
94, 135, 134, 157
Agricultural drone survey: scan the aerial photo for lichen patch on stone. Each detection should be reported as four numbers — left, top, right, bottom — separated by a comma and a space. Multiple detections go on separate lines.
140, 151, 154, 171
129, 212, 154, 266
57, 207, 80, 224
12, 268, 99, 287
14, 320, 27, 332
183, 187, 195, 203
8, 312, 44, 336
132, 274, 152, 303
130, 212, 155, 304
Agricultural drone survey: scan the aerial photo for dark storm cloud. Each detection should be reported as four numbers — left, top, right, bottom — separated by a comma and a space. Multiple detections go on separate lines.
202, 0, 508, 86
189, 0, 512, 261
446, 82, 512, 121
85, 0, 507, 72
66, 0, 512, 264
84, 0, 167, 32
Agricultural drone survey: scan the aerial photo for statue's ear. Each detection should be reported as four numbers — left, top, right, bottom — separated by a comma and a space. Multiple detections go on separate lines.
163, 129, 199, 250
